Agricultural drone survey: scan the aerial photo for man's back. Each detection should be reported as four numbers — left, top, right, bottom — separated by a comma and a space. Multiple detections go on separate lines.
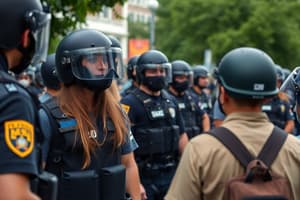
165, 112, 300, 200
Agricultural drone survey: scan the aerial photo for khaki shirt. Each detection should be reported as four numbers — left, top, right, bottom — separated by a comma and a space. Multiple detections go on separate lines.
165, 112, 300, 200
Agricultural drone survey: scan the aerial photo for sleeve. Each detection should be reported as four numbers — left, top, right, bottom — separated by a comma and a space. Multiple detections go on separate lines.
174, 101, 186, 134
165, 141, 202, 200
121, 129, 139, 155
38, 108, 53, 162
0, 92, 38, 176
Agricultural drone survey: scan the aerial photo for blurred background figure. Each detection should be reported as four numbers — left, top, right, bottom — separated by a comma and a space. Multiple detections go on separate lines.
167, 60, 210, 139
190, 65, 213, 127
17, 67, 44, 97
262, 64, 294, 133
121, 55, 140, 97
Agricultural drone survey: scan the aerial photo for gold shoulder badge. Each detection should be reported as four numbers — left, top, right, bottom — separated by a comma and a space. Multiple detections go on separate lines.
121, 104, 130, 114
4, 120, 34, 158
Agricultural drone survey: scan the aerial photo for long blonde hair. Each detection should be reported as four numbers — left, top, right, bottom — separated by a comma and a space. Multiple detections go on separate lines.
57, 81, 128, 168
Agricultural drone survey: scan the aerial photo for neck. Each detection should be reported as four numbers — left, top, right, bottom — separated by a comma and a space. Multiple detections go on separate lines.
140, 84, 161, 96
168, 86, 184, 96
192, 85, 202, 94
3, 49, 22, 70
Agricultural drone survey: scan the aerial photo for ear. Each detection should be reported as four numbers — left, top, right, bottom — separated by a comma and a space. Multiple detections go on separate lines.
20, 29, 31, 48
219, 86, 225, 104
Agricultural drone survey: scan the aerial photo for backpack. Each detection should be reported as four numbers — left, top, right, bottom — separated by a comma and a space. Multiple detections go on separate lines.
208, 126, 293, 200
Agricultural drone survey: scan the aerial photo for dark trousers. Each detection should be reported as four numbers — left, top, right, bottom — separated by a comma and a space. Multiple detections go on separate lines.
140, 166, 176, 200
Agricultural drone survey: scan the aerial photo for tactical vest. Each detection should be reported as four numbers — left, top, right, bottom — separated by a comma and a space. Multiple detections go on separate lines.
262, 97, 286, 129
41, 98, 125, 200
132, 89, 180, 158
174, 91, 201, 139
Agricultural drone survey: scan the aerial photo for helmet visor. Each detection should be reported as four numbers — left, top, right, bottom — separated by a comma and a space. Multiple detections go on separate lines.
27, 10, 51, 65
280, 67, 300, 106
143, 63, 172, 83
69, 47, 116, 81
111, 47, 124, 79
173, 70, 193, 87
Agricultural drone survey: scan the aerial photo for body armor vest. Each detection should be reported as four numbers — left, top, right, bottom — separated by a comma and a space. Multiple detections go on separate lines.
262, 96, 286, 129
132, 89, 180, 158
175, 91, 201, 139
41, 98, 125, 200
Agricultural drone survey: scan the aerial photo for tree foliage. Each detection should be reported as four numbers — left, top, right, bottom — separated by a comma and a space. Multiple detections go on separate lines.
42, 0, 126, 52
156, 0, 300, 69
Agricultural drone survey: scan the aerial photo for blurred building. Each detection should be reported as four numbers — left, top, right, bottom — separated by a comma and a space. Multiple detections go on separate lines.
85, 4, 128, 61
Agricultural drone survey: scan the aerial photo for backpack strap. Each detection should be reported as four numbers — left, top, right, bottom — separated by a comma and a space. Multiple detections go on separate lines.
209, 127, 253, 168
257, 126, 287, 167
208, 126, 288, 168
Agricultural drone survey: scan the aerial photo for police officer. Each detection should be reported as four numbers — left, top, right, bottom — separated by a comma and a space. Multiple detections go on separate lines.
0, 0, 51, 199
167, 60, 210, 139
165, 47, 300, 200
121, 55, 140, 97
262, 64, 294, 133
121, 50, 189, 200
190, 65, 214, 126
42, 29, 141, 200
38, 54, 61, 167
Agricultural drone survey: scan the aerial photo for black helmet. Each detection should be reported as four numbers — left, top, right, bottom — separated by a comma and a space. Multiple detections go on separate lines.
108, 35, 124, 79
0, 0, 51, 66
55, 29, 119, 91
274, 64, 284, 81
136, 50, 171, 84
41, 54, 60, 90
170, 60, 193, 92
193, 65, 208, 85
127, 55, 139, 80
216, 47, 278, 99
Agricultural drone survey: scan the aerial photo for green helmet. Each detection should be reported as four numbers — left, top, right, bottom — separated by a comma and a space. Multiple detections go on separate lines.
216, 47, 278, 99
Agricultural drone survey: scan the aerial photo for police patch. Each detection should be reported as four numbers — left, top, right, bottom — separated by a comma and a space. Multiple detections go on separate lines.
121, 104, 130, 114
4, 120, 34, 158
169, 108, 176, 118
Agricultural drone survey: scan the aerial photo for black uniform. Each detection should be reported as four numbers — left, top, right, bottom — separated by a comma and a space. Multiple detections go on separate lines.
121, 89, 185, 200
39, 97, 138, 200
167, 90, 206, 139
190, 88, 213, 125
0, 54, 38, 176
262, 95, 294, 129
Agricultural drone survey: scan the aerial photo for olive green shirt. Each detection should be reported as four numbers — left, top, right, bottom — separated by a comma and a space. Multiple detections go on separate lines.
165, 112, 300, 200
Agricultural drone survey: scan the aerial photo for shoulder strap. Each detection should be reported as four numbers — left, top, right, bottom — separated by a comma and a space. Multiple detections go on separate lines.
257, 126, 288, 167
209, 127, 253, 168
208, 126, 288, 168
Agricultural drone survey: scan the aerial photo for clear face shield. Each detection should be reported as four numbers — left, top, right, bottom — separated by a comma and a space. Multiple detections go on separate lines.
143, 63, 172, 82
68, 47, 118, 81
280, 66, 300, 122
25, 9, 51, 65
173, 70, 194, 87
111, 47, 125, 79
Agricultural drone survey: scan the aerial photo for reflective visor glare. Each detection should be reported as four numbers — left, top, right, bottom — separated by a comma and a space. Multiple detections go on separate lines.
71, 52, 113, 80
111, 51, 124, 79
31, 13, 51, 65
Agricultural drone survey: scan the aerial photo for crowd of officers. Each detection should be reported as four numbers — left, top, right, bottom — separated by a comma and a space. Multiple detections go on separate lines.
1, 0, 300, 200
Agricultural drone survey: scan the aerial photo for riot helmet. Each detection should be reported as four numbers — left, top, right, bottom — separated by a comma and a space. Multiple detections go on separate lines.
193, 65, 209, 88
55, 29, 119, 91
136, 50, 171, 92
127, 55, 139, 80
215, 47, 278, 99
170, 60, 193, 93
274, 64, 285, 82
280, 67, 300, 122
0, 0, 51, 73
108, 35, 124, 79
282, 68, 291, 81
41, 54, 60, 90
